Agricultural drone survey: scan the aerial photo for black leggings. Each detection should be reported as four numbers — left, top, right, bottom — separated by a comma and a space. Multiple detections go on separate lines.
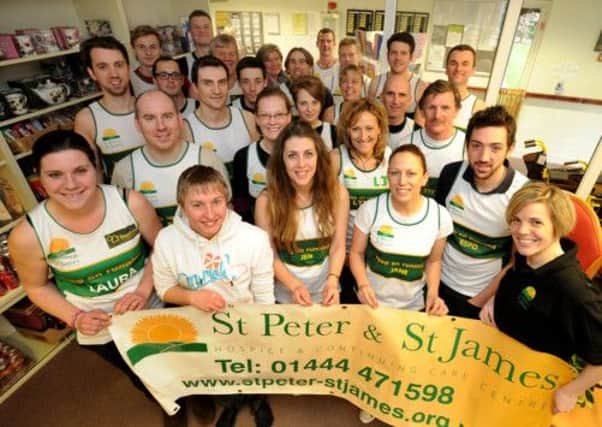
438, 282, 481, 319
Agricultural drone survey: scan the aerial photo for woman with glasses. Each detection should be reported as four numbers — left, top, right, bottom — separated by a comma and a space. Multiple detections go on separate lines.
255, 121, 348, 305
232, 87, 292, 223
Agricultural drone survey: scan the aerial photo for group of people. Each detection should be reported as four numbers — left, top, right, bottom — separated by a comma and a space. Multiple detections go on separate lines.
7, 9, 601, 427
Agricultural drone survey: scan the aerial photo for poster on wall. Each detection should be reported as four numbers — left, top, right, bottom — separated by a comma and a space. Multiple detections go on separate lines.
426, 0, 506, 75
215, 10, 264, 55
292, 13, 308, 36
345, 9, 374, 35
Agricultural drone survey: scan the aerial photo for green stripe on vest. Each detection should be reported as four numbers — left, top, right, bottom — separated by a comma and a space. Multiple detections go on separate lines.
449, 222, 512, 259
366, 241, 427, 281
349, 187, 388, 210
278, 237, 330, 267
53, 242, 146, 297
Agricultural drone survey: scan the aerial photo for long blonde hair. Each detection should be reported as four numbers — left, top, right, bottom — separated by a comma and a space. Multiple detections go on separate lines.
266, 121, 338, 253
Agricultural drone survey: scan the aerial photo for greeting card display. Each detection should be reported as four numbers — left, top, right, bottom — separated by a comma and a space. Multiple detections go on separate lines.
0, 35, 20, 60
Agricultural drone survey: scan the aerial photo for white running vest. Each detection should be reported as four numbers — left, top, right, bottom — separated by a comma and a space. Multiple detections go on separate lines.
410, 128, 466, 198
441, 161, 529, 296
130, 70, 155, 96
185, 106, 252, 168
314, 62, 339, 92
387, 117, 415, 150
27, 185, 160, 345
275, 206, 331, 303
246, 142, 268, 198
318, 122, 334, 150
356, 193, 452, 310
338, 145, 391, 250
131, 142, 203, 226
454, 93, 478, 131
180, 98, 196, 119
88, 101, 145, 179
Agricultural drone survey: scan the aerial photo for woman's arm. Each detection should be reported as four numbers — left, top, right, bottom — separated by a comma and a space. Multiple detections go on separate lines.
424, 237, 448, 315
322, 183, 349, 306
349, 225, 378, 308
8, 220, 110, 335
254, 192, 312, 305
554, 364, 602, 413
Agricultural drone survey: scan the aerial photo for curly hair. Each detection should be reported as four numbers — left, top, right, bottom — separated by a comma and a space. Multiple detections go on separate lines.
336, 98, 389, 164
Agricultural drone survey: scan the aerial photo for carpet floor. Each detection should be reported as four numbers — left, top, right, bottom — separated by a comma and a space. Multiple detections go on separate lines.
1, 341, 389, 427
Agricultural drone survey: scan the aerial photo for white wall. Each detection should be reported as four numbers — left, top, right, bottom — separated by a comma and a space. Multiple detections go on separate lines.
122, 0, 209, 28
526, 0, 602, 99
514, 98, 602, 166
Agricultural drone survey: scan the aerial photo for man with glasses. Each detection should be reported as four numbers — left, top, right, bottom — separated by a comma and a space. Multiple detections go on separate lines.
111, 90, 229, 226
153, 56, 196, 118
130, 25, 161, 96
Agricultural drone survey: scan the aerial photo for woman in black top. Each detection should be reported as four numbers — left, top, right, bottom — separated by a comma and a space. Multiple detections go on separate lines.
480, 181, 602, 414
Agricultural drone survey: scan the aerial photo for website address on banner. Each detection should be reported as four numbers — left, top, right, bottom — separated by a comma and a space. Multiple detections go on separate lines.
182, 377, 464, 426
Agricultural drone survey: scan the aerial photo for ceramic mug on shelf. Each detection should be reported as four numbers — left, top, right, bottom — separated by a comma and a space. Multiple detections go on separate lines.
2, 88, 29, 115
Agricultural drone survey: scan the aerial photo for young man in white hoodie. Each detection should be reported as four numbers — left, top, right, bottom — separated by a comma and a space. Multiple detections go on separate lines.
152, 164, 275, 426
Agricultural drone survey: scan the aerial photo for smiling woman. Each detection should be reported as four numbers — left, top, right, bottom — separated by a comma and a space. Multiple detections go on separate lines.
480, 181, 602, 415
7, 128, 164, 393
254, 121, 349, 306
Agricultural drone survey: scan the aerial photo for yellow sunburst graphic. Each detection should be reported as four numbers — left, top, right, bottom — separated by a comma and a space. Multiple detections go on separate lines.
131, 314, 198, 344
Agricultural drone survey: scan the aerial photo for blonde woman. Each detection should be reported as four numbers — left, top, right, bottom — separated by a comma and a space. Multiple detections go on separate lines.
480, 181, 602, 414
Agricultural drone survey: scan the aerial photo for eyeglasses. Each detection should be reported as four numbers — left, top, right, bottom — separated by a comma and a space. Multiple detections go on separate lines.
256, 112, 289, 120
155, 72, 183, 80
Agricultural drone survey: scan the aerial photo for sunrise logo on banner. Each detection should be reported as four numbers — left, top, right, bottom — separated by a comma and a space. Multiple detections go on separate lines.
109, 305, 601, 426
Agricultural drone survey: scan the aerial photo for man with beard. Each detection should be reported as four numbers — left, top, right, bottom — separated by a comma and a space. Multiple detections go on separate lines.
435, 106, 528, 318
74, 36, 144, 180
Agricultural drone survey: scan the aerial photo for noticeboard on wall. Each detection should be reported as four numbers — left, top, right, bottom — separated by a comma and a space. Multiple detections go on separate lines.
426, 0, 506, 75
215, 10, 264, 55
346, 9, 374, 36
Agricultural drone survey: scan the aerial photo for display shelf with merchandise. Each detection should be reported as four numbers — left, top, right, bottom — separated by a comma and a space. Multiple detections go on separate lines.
0, 315, 73, 405
0, 47, 80, 68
